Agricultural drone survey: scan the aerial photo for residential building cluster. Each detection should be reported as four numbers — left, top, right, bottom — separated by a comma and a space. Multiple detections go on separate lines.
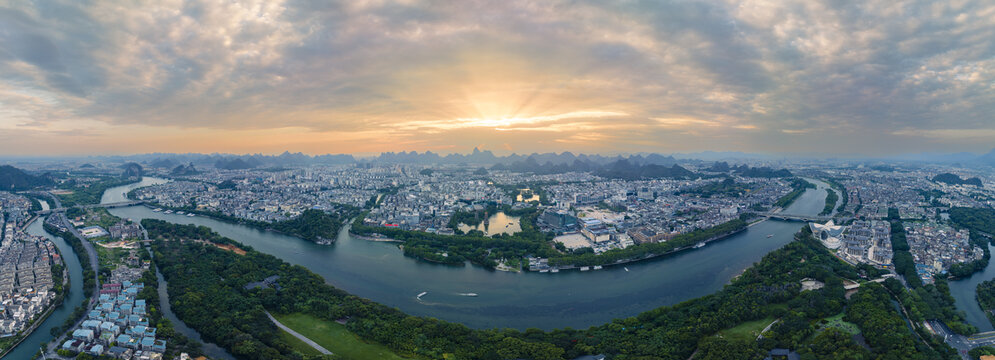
133, 165, 390, 223
0, 222, 58, 336
61, 267, 164, 359
364, 179, 515, 233
0, 192, 34, 229
839, 220, 894, 267
905, 222, 983, 283
540, 177, 793, 252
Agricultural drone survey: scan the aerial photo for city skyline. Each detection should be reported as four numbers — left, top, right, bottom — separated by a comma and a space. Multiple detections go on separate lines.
2, 1, 994, 156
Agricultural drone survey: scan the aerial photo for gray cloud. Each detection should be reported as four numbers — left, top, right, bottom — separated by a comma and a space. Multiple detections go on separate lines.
0, 0, 993, 154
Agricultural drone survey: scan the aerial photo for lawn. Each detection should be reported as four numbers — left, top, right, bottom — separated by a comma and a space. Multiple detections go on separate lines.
717, 317, 775, 341
817, 312, 860, 335
273, 313, 410, 360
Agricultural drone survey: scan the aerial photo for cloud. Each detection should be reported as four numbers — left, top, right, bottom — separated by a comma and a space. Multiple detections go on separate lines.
0, 0, 994, 155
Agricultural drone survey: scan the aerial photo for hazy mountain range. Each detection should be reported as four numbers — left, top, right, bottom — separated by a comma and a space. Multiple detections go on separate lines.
2, 148, 994, 170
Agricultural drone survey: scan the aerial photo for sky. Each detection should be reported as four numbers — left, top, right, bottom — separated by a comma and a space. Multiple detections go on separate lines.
0, 0, 994, 156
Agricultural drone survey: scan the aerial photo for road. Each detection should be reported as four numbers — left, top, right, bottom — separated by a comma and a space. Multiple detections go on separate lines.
927, 320, 995, 359
265, 312, 333, 355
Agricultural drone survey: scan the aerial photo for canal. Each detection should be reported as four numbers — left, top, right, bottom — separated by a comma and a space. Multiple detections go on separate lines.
2, 219, 85, 360
105, 177, 834, 330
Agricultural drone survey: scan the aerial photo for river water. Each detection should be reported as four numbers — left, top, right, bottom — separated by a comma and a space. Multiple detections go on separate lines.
99, 177, 832, 330
2, 219, 85, 360
949, 243, 995, 332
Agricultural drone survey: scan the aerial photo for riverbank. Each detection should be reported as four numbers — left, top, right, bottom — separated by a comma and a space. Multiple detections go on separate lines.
0, 269, 68, 360
350, 232, 403, 242
141, 203, 353, 246
540, 226, 749, 272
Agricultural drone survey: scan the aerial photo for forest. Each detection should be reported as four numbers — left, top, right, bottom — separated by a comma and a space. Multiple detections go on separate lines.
950, 207, 995, 235
145, 219, 963, 360
947, 207, 995, 278
57, 177, 138, 207
888, 215, 923, 288
676, 177, 753, 198
978, 280, 995, 328
152, 203, 359, 245
932, 173, 984, 187
818, 189, 838, 216
270, 208, 361, 244
773, 179, 816, 209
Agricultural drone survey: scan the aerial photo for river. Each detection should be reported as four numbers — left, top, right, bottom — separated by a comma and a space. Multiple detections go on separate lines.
98, 177, 832, 330
2, 219, 85, 360
949, 243, 995, 333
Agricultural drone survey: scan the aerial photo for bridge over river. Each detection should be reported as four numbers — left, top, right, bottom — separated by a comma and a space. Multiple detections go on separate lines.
756, 211, 853, 223
36, 200, 144, 214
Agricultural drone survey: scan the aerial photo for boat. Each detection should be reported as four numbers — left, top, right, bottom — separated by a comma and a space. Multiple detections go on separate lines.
767, 234, 774, 238
186, 213, 196, 217
458, 293, 478, 297
176, 211, 185, 215
580, 266, 590, 271
593, 265, 603, 270
550, 269, 559, 273
163, 210, 173, 214
624, 267, 630, 272
693, 242, 705, 249
539, 269, 549, 273
416, 291, 427, 300
152, 208, 162, 212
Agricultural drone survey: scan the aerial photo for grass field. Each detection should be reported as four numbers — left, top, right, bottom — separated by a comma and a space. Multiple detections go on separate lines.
276, 328, 327, 358
95, 245, 130, 270
817, 312, 860, 335
273, 313, 410, 360
717, 317, 775, 341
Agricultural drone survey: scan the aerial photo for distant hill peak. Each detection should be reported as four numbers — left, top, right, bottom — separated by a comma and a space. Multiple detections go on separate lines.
0, 165, 53, 190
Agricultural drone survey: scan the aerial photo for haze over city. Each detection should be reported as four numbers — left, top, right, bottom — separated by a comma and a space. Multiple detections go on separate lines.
1, 0, 994, 156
